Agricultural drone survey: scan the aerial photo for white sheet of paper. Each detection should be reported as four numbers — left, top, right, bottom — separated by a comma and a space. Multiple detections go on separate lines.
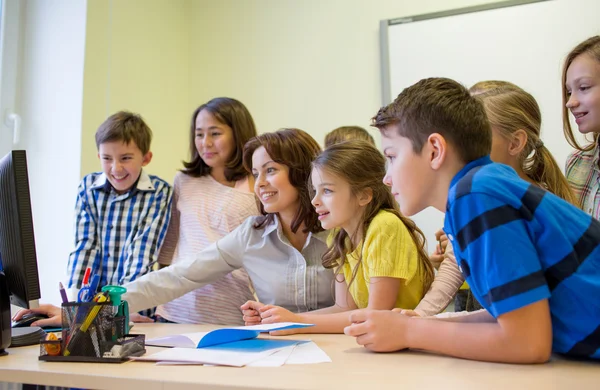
133, 347, 276, 367
247, 344, 298, 367
284, 341, 331, 364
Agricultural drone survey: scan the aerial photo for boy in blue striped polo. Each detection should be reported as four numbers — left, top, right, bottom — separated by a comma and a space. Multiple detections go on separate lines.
344, 77, 600, 363
66, 111, 172, 320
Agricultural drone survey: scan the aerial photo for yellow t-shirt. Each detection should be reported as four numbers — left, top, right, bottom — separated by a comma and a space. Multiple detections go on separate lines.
332, 210, 426, 310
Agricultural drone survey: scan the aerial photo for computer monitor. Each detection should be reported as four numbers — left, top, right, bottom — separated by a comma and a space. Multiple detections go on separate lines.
0, 150, 43, 355
0, 150, 41, 308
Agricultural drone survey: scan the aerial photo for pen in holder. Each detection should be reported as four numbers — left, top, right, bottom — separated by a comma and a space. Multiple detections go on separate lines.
62, 299, 114, 357
40, 296, 145, 363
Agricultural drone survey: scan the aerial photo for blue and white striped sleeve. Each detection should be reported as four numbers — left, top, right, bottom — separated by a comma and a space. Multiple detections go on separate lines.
119, 180, 173, 284
66, 178, 101, 289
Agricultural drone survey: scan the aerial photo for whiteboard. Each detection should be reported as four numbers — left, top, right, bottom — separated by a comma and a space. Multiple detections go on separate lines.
381, 0, 600, 252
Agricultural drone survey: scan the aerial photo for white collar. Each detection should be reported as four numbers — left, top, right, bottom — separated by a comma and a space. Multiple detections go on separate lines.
90, 170, 155, 193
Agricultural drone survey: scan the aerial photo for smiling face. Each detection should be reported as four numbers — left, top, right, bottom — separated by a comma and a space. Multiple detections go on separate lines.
251, 146, 300, 216
98, 140, 152, 194
566, 53, 600, 135
195, 109, 235, 170
310, 167, 363, 232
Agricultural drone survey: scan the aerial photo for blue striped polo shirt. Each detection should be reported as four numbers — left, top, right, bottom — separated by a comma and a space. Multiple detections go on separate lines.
444, 156, 600, 359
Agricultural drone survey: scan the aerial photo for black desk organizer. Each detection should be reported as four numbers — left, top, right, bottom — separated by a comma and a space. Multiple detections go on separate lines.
39, 301, 145, 363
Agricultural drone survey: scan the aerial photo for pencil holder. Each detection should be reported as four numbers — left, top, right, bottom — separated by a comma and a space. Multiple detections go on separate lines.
39, 301, 145, 363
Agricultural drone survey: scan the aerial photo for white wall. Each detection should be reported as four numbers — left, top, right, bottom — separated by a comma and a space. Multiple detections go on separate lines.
18, 0, 87, 306
79, 0, 501, 177
80, 0, 191, 184
188, 0, 500, 146
0, 0, 24, 157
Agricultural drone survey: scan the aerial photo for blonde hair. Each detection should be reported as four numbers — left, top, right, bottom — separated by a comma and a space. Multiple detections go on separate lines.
470, 81, 578, 206
324, 126, 375, 148
561, 36, 600, 151
313, 140, 434, 296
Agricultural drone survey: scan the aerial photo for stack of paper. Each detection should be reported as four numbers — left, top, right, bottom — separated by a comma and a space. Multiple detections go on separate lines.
135, 323, 331, 367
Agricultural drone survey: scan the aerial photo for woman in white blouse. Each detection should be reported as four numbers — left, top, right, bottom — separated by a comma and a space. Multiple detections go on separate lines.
123, 128, 335, 317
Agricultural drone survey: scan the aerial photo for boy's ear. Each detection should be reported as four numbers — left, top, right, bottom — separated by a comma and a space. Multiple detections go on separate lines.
142, 151, 153, 166
357, 188, 373, 207
508, 129, 528, 156
427, 133, 447, 170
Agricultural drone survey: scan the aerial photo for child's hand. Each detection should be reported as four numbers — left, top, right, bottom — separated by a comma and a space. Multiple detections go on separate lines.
435, 229, 449, 252
392, 308, 421, 317
429, 252, 444, 270
240, 300, 264, 326
258, 305, 300, 325
430, 229, 449, 269
12, 304, 61, 327
344, 309, 410, 352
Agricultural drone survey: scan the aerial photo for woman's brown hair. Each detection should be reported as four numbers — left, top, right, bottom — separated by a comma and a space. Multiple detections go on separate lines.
471, 81, 578, 206
313, 140, 434, 296
243, 128, 323, 234
561, 36, 600, 151
182, 97, 257, 181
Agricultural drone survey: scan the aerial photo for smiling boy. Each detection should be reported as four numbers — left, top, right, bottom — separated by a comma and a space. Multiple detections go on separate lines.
66, 112, 172, 318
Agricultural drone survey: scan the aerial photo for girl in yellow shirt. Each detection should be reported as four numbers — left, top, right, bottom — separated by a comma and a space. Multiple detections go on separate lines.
243, 140, 434, 334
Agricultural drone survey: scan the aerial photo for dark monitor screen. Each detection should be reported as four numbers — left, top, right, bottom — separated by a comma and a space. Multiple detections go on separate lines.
0, 150, 41, 308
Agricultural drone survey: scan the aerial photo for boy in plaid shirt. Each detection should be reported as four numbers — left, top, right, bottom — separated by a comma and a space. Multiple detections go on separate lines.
66, 111, 172, 320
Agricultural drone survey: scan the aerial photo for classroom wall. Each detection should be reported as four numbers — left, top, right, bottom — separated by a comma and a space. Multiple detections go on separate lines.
18, 0, 87, 305
187, 0, 503, 145
80, 0, 499, 183
80, 0, 192, 184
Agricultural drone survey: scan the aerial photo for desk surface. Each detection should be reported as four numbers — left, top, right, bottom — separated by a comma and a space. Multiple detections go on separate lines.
0, 323, 599, 390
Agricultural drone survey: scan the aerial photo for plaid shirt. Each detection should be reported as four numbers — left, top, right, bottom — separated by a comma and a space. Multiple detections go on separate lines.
565, 143, 600, 219
66, 170, 172, 314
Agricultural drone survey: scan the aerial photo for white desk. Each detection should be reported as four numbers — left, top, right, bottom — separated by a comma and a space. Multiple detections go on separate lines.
0, 324, 598, 390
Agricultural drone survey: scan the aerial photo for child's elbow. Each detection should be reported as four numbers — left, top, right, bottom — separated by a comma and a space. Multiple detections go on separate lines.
521, 341, 552, 364
528, 347, 551, 364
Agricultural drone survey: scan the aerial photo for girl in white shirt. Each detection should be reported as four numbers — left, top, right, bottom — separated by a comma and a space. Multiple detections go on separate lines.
155, 97, 260, 325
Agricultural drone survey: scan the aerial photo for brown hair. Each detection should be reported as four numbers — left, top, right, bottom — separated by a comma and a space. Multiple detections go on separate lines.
372, 77, 491, 163
182, 97, 257, 181
471, 82, 578, 206
470, 80, 519, 95
243, 128, 323, 234
562, 36, 600, 151
314, 140, 434, 296
324, 126, 375, 148
95, 111, 152, 154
